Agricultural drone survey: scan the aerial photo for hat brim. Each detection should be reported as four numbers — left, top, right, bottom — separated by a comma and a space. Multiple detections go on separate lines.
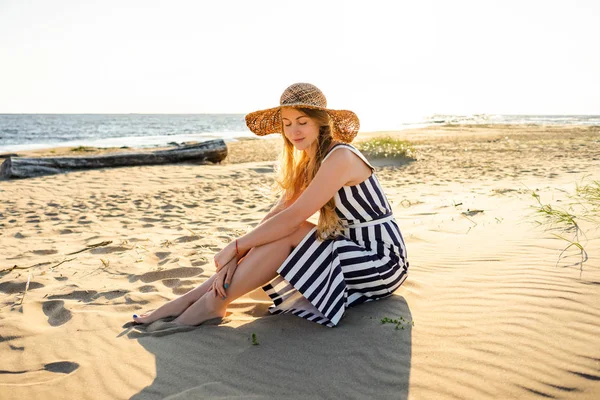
245, 105, 360, 143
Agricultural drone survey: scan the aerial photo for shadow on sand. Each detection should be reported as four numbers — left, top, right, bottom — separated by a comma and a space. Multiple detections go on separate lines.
125, 295, 412, 399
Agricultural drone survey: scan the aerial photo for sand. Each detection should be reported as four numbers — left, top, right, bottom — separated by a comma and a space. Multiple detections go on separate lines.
1, 125, 599, 399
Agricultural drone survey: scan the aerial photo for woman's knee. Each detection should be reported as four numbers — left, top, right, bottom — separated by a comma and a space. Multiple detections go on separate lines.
289, 221, 316, 247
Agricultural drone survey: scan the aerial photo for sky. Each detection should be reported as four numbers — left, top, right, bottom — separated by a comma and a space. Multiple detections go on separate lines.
0, 0, 598, 129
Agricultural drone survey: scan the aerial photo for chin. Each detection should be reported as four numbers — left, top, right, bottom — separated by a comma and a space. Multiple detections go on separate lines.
293, 143, 309, 151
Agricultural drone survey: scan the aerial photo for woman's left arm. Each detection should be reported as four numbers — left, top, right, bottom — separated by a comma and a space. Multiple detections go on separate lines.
214, 150, 356, 267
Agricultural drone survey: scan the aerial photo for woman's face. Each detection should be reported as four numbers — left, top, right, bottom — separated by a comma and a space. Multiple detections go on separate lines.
281, 107, 321, 152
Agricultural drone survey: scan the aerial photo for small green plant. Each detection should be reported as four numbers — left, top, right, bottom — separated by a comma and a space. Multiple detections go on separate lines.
355, 137, 416, 160
71, 146, 95, 152
531, 179, 599, 270
251, 333, 259, 345
532, 192, 579, 231
381, 316, 414, 330
576, 180, 600, 208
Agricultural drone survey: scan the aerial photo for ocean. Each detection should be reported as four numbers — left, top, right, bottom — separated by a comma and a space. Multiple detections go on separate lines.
1, 114, 599, 153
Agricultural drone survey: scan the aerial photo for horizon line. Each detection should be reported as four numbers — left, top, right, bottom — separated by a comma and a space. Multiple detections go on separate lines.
1, 113, 599, 117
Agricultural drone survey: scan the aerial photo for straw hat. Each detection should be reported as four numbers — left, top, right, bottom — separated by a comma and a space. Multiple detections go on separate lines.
245, 83, 360, 143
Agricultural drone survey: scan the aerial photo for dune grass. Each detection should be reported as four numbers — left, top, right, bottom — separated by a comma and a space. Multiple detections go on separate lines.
355, 136, 416, 160
532, 179, 599, 270
71, 146, 96, 152
576, 180, 600, 208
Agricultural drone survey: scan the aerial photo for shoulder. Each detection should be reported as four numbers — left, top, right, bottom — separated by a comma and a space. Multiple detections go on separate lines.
322, 145, 358, 166
323, 144, 365, 167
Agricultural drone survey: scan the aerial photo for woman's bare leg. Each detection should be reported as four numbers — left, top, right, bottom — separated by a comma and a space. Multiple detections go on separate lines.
173, 222, 316, 326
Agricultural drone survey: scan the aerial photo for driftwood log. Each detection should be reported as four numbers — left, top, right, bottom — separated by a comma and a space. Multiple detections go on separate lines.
0, 140, 227, 179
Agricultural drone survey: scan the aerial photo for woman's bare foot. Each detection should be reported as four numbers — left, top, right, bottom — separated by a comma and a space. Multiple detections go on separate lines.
132, 275, 219, 324
173, 291, 226, 326
133, 296, 192, 324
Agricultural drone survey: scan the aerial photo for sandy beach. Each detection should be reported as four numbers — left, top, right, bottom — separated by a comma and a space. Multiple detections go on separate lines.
1, 124, 599, 399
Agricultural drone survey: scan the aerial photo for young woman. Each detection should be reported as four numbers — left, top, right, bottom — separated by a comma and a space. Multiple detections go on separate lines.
133, 83, 408, 327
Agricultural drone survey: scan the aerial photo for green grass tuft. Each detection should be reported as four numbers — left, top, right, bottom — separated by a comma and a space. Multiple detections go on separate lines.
532, 192, 579, 232
71, 146, 95, 152
381, 316, 414, 330
530, 179, 600, 271
355, 137, 416, 160
576, 180, 600, 208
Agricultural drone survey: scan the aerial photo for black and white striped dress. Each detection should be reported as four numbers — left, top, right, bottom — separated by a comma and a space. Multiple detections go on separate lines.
262, 143, 409, 327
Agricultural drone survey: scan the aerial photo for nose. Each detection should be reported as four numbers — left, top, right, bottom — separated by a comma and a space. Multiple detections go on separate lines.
288, 124, 302, 135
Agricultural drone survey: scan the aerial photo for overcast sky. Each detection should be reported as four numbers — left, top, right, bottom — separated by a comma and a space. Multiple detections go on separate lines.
0, 0, 598, 128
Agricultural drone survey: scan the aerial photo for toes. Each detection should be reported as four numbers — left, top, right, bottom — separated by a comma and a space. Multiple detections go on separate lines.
133, 314, 150, 323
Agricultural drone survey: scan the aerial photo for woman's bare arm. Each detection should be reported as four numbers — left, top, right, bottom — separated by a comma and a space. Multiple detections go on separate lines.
236, 149, 357, 252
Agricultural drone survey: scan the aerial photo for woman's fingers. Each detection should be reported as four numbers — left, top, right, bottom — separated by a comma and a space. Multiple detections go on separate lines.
224, 260, 238, 289
214, 243, 237, 273
212, 269, 226, 298
215, 258, 224, 273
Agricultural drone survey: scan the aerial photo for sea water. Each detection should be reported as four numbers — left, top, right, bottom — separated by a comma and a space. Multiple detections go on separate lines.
1, 114, 598, 153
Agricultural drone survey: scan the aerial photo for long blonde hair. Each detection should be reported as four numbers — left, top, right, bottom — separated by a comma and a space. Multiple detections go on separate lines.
277, 108, 343, 239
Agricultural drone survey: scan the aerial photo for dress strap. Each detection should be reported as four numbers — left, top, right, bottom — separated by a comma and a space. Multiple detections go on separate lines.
322, 143, 374, 171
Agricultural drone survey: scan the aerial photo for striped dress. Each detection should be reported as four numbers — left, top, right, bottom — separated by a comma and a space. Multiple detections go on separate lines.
262, 143, 409, 327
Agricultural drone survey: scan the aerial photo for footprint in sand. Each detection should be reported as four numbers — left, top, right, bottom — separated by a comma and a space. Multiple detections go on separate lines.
48, 290, 97, 303
155, 252, 171, 260
0, 361, 79, 385
191, 259, 208, 267
173, 286, 195, 295
0, 281, 44, 295
161, 279, 181, 288
140, 217, 161, 223
136, 267, 204, 283
95, 290, 128, 301
158, 257, 178, 266
42, 300, 72, 327
175, 235, 201, 243
89, 246, 130, 255
138, 285, 158, 293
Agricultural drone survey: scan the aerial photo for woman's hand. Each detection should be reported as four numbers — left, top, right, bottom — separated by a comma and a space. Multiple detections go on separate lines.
211, 256, 239, 299
212, 240, 240, 299
214, 241, 237, 273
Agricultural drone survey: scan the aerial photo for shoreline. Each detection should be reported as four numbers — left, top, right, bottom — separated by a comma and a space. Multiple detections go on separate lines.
2, 124, 598, 163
